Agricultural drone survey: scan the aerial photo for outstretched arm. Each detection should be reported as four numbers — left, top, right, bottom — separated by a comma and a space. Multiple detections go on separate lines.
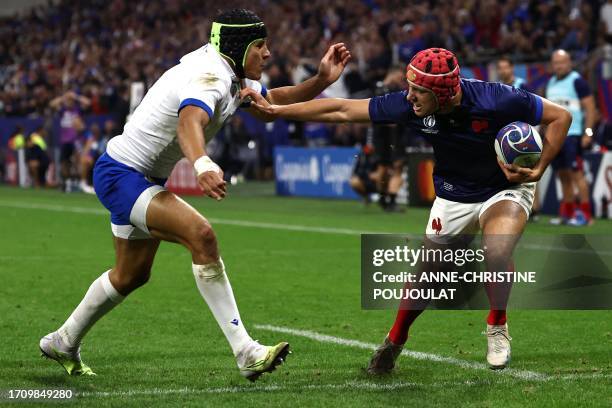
244, 88, 371, 123
265, 43, 351, 105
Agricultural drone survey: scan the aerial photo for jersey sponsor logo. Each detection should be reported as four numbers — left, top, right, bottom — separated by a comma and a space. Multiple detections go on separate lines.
471, 119, 489, 133
421, 115, 438, 134
431, 217, 442, 235
443, 181, 454, 191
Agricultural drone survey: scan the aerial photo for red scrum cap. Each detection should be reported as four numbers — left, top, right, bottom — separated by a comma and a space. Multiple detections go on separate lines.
406, 48, 461, 108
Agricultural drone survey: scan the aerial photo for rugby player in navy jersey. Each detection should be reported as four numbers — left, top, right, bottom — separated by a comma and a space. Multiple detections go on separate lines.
244, 48, 571, 372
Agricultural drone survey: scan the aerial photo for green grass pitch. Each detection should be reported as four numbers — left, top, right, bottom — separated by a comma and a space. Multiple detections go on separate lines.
0, 184, 610, 407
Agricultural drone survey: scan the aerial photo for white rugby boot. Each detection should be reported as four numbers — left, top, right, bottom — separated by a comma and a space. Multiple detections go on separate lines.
236, 340, 290, 382
79, 180, 96, 195
39, 331, 95, 376
486, 323, 511, 369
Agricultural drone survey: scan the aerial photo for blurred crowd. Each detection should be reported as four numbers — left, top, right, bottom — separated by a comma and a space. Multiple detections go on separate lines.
1, 0, 610, 118
1, 0, 611, 197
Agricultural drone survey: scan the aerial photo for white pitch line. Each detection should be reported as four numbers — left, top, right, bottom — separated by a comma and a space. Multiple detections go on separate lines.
76, 379, 505, 398
208, 218, 378, 235
0, 201, 376, 235
2, 201, 611, 255
0, 201, 107, 215
556, 373, 612, 380
76, 381, 423, 398
73, 374, 612, 399
254, 324, 549, 381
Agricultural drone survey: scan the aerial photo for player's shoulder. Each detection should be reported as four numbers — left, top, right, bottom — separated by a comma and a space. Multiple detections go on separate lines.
460, 79, 514, 109
568, 70, 587, 85
568, 70, 582, 80
461, 78, 511, 94
571, 72, 591, 97
370, 90, 409, 108
369, 90, 412, 123
176, 45, 233, 88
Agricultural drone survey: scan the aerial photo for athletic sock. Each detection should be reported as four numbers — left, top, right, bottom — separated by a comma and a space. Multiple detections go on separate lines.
484, 260, 513, 326
487, 310, 507, 325
579, 201, 592, 221
388, 308, 423, 345
559, 201, 573, 219
58, 270, 124, 348
192, 259, 252, 356
387, 271, 434, 345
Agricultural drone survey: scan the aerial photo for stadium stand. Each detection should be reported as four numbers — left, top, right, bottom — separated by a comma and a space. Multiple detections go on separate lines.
1, 0, 611, 211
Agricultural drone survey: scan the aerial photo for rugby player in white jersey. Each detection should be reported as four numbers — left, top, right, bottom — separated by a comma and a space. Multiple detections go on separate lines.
40, 8, 350, 381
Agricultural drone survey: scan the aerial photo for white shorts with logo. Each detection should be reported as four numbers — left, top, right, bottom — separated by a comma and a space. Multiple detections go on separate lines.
425, 183, 535, 243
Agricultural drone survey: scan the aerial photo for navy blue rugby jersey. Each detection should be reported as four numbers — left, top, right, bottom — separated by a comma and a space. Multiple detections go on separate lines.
368, 78, 543, 203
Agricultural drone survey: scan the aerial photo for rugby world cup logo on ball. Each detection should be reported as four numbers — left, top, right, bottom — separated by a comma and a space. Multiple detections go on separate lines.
494, 121, 543, 168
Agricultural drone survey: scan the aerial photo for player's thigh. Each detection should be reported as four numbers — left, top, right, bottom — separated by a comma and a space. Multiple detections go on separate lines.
425, 197, 480, 242
557, 168, 573, 184
480, 200, 527, 235
479, 195, 528, 266
570, 168, 587, 185
146, 191, 217, 253
479, 183, 533, 230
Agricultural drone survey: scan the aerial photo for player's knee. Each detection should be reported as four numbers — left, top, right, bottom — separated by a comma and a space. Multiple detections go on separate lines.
484, 248, 513, 271
190, 222, 218, 257
131, 268, 152, 288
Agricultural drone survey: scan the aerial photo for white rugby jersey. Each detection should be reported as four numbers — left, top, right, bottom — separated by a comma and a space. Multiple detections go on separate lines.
106, 44, 266, 178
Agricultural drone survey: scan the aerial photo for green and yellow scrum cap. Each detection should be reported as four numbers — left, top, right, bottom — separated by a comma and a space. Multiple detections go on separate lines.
210, 21, 267, 78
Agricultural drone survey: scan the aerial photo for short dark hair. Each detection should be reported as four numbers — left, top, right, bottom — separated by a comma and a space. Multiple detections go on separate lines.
214, 8, 262, 25
497, 55, 514, 66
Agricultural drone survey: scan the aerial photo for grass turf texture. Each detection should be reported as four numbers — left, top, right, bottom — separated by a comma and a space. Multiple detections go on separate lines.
0, 184, 610, 407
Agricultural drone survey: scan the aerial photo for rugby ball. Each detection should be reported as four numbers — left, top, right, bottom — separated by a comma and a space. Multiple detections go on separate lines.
494, 122, 543, 168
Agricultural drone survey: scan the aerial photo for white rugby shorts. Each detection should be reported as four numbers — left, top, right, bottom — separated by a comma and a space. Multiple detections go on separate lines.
425, 183, 535, 243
